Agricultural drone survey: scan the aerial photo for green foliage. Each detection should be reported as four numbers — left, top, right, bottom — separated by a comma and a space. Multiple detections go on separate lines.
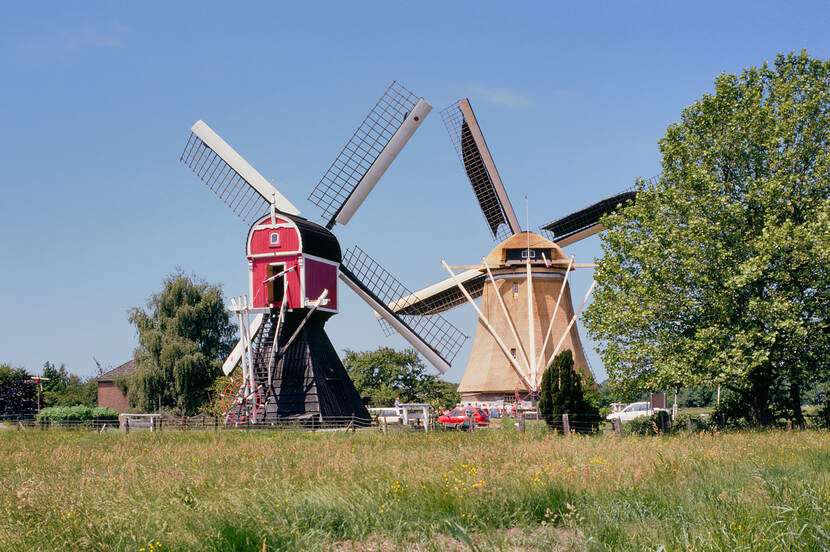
343, 347, 459, 409
202, 368, 239, 417
125, 271, 236, 415
677, 386, 716, 408
581, 373, 612, 413
0, 363, 36, 417
538, 350, 600, 432
40, 361, 98, 407
623, 410, 671, 435
585, 51, 830, 426
35, 406, 118, 422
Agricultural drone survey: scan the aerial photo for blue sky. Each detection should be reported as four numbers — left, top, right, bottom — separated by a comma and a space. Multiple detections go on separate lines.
1, 2, 828, 383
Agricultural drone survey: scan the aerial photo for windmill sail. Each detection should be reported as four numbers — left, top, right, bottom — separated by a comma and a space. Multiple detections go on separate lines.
540, 190, 637, 246
181, 120, 300, 224
384, 270, 487, 316
340, 246, 468, 374
441, 99, 521, 240
308, 81, 431, 229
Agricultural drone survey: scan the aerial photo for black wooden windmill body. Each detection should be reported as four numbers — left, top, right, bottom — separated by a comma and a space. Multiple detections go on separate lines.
180, 82, 467, 423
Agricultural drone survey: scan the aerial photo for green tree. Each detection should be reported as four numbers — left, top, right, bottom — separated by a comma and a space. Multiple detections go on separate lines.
343, 347, 459, 409
537, 350, 599, 431
584, 51, 830, 426
0, 364, 36, 417
125, 271, 236, 415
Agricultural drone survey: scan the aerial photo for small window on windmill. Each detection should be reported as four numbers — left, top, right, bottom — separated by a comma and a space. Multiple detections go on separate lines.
521, 249, 536, 259
269, 232, 280, 247
513, 283, 519, 298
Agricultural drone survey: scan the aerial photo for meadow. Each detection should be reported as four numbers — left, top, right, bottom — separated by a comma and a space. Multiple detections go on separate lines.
1, 425, 828, 551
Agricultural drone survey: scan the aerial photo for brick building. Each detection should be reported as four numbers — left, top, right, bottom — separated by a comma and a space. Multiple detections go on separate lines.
97, 360, 136, 412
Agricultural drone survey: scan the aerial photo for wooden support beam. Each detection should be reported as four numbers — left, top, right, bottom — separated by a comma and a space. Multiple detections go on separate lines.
482, 257, 531, 376
534, 256, 575, 383
442, 260, 533, 389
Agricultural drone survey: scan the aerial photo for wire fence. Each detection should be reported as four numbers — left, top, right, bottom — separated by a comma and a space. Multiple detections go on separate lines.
1, 411, 717, 435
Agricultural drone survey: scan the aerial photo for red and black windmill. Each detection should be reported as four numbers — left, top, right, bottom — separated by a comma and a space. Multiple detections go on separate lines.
180, 82, 467, 423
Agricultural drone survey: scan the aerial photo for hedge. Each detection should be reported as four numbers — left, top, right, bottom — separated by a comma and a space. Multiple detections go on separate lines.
35, 406, 119, 422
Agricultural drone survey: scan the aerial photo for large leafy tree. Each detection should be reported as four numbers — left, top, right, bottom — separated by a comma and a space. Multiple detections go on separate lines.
584, 51, 830, 426
126, 271, 236, 415
343, 347, 460, 409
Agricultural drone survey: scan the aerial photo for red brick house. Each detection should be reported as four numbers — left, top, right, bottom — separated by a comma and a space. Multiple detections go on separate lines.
97, 360, 136, 412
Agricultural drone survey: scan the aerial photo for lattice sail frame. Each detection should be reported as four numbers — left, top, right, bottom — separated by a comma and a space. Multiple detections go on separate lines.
342, 246, 468, 366
539, 187, 641, 244
181, 131, 271, 225
441, 102, 515, 242
308, 81, 421, 226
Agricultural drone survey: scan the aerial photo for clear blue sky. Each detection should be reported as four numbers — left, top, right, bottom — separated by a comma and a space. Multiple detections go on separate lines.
1, 1, 828, 383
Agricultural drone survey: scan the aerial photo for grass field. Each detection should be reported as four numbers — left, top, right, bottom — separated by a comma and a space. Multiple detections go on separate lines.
1, 426, 828, 551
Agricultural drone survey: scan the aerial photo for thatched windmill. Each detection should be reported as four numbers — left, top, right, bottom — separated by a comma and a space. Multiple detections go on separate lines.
385, 99, 635, 404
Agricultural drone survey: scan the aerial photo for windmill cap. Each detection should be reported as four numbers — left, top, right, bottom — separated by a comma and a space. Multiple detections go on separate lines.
485, 231, 567, 267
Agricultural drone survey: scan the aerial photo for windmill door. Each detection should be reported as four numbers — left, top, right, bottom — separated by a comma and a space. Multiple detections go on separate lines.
267, 263, 286, 305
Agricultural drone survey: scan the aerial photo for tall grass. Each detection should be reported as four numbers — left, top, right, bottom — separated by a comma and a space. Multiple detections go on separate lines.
1, 428, 828, 551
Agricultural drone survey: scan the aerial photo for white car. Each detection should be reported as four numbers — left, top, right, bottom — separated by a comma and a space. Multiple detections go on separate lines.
369, 407, 402, 424
606, 401, 668, 423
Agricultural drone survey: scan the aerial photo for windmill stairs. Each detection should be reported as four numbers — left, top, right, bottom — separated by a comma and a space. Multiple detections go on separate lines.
248, 311, 369, 424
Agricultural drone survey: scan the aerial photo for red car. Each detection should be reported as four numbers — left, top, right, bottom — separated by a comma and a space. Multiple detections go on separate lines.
438, 407, 490, 429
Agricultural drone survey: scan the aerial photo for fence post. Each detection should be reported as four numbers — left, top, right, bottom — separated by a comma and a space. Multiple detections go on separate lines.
124, 418, 130, 434
612, 417, 622, 435
214, 416, 219, 432
423, 406, 429, 434
467, 411, 475, 433
562, 413, 570, 435
517, 410, 525, 433
381, 416, 387, 435
182, 416, 187, 431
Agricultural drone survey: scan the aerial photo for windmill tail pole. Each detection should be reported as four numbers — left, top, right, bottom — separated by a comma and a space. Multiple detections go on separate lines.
441, 260, 533, 390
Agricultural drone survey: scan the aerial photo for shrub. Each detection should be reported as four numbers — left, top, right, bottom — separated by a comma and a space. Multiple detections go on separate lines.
36, 405, 118, 422
538, 350, 600, 433
623, 410, 671, 435
671, 412, 715, 433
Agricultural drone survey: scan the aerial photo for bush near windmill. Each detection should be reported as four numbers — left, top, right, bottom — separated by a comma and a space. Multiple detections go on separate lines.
538, 350, 600, 433
585, 50, 830, 427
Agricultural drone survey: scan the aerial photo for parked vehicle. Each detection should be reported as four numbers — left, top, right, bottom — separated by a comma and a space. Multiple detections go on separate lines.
605, 401, 668, 423
438, 407, 489, 428
369, 407, 402, 424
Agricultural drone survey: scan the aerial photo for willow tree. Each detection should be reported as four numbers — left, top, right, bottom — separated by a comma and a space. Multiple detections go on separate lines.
584, 51, 830, 426
126, 272, 236, 415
